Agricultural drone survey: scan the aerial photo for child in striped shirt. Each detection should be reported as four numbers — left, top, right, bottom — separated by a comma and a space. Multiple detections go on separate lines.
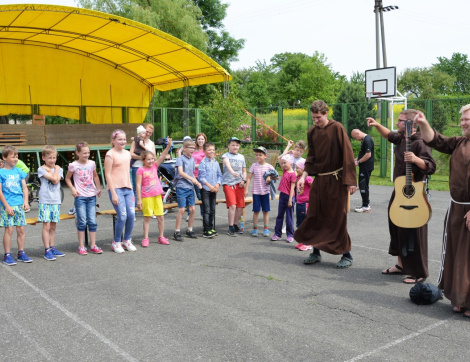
245, 146, 277, 237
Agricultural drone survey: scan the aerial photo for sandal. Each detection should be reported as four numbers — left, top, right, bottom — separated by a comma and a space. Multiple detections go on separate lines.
453, 306, 467, 313
403, 276, 426, 284
335, 256, 353, 269
382, 264, 403, 275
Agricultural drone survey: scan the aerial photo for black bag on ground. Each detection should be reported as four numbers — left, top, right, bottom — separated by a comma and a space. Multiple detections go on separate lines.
409, 283, 443, 305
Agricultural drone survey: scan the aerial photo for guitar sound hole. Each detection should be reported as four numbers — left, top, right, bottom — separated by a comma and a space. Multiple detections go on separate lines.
402, 185, 415, 199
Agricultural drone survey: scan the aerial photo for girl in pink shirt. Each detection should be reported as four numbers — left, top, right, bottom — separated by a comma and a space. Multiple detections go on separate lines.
65, 142, 103, 255
294, 160, 314, 251
136, 138, 172, 247
271, 156, 297, 243
192, 133, 207, 215
104, 129, 136, 253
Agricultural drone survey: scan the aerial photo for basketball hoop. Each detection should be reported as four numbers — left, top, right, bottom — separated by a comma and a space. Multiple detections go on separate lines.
366, 91, 382, 102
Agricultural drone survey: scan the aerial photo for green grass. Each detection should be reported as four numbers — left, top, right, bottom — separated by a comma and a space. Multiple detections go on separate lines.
255, 109, 453, 192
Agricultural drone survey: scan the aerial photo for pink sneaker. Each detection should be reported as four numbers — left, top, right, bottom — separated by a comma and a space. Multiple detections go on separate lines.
141, 238, 150, 247
78, 246, 87, 255
295, 243, 304, 249
298, 244, 313, 251
89, 245, 103, 254
271, 235, 281, 241
158, 236, 170, 245
286, 236, 294, 243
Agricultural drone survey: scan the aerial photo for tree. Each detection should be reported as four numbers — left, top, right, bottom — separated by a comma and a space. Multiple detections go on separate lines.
78, 0, 208, 51
434, 52, 470, 94
398, 67, 454, 133
78, 0, 244, 108
398, 67, 455, 98
232, 61, 274, 109
202, 91, 250, 147
332, 82, 374, 134
195, 0, 244, 70
270, 52, 344, 106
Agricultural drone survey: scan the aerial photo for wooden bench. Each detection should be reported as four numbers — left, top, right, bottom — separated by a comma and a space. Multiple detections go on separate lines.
0, 132, 27, 146
24, 197, 255, 245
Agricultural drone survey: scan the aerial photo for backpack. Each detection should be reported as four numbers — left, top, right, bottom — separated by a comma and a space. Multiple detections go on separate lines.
409, 283, 443, 305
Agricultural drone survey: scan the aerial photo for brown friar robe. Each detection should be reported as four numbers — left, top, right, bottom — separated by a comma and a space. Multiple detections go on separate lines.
387, 132, 436, 279
293, 120, 356, 254
426, 132, 470, 307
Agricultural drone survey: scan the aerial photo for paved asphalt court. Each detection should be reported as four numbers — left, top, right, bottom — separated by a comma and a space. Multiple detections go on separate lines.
1, 184, 469, 361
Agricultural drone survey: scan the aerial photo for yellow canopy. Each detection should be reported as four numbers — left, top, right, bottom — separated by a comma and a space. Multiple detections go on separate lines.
0, 4, 231, 123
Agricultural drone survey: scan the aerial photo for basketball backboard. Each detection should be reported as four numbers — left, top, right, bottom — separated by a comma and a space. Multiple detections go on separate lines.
365, 66, 396, 98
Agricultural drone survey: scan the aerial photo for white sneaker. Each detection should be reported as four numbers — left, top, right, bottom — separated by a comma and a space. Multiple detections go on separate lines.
355, 206, 371, 213
282, 226, 286, 234
122, 239, 137, 252
112, 241, 125, 253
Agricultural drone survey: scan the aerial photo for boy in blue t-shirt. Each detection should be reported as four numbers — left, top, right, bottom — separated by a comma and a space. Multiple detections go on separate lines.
0, 146, 32, 265
173, 140, 202, 241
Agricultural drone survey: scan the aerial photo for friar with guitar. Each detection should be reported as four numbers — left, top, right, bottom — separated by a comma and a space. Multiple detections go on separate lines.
367, 109, 436, 284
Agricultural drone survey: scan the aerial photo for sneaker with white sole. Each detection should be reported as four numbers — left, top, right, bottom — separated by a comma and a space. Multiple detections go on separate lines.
122, 239, 137, 252
112, 241, 125, 253
89, 245, 103, 254
44, 248, 56, 261
17, 251, 33, 263
286, 236, 294, 243
3, 253, 16, 266
298, 244, 313, 251
251, 229, 259, 237
50, 246, 65, 257
262, 229, 271, 237
78, 246, 88, 255
355, 205, 371, 213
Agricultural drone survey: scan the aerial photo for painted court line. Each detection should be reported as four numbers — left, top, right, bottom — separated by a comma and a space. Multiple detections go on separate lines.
345, 319, 447, 361
4, 266, 138, 362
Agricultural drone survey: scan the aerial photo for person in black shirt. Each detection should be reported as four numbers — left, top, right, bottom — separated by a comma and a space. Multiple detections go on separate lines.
351, 129, 374, 212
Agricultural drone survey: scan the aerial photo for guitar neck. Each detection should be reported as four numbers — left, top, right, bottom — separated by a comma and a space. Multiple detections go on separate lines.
405, 120, 413, 185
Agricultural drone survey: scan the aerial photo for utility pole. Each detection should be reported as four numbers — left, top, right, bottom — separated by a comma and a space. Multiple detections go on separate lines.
375, 0, 381, 68
374, 0, 398, 68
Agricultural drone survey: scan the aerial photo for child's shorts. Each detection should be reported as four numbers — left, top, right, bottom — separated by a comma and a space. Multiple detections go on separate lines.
223, 184, 245, 209
142, 195, 164, 217
38, 203, 61, 223
252, 194, 270, 212
176, 187, 195, 208
0, 205, 26, 227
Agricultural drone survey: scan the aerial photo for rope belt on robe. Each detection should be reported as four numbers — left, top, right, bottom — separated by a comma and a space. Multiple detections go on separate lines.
317, 167, 343, 180
437, 197, 470, 284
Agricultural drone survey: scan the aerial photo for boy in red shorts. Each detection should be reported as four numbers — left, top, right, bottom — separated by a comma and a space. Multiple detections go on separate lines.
222, 137, 247, 236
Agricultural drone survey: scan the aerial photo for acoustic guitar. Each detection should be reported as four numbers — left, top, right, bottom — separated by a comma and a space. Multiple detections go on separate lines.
389, 120, 431, 228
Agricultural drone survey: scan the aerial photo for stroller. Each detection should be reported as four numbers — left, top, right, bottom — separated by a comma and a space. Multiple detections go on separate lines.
159, 159, 177, 214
